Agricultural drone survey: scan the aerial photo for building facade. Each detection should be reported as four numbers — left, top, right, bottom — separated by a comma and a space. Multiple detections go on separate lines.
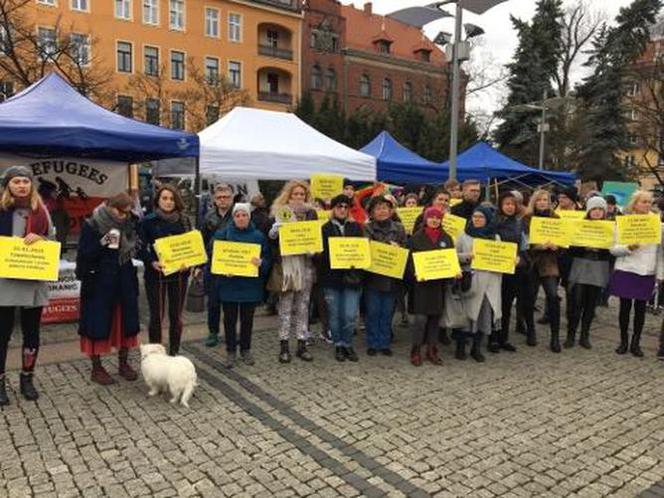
302, 0, 449, 116
0, 0, 303, 131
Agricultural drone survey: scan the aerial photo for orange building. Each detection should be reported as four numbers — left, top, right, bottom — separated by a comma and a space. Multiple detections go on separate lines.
3, 0, 303, 130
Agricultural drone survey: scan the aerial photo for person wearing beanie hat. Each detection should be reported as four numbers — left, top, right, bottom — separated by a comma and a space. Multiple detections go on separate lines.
557, 188, 579, 211
565, 196, 611, 350
2, 165, 33, 187
408, 206, 454, 366
212, 197, 271, 367
330, 194, 352, 209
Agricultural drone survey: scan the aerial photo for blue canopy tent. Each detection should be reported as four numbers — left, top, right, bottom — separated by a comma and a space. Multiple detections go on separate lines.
0, 73, 198, 162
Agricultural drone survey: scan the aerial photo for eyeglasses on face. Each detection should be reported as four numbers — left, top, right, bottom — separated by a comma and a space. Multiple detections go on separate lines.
335, 204, 349, 209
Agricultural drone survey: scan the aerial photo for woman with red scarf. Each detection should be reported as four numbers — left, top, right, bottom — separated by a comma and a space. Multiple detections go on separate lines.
407, 207, 455, 366
0, 166, 54, 406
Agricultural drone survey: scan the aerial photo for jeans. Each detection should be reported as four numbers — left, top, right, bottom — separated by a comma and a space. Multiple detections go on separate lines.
365, 289, 395, 350
323, 287, 361, 347
500, 269, 529, 342
222, 302, 256, 353
526, 271, 560, 337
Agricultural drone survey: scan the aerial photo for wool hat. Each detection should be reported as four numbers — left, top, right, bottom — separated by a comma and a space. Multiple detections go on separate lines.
2, 166, 33, 187
232, 203, 251, 216
330, 194, 352, 208
559, 187, 578, 203
586, 196, 607, 214
423, 206, 443, 221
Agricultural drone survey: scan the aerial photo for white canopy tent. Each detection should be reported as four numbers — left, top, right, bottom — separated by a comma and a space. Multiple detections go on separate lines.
198, 107, 376, 181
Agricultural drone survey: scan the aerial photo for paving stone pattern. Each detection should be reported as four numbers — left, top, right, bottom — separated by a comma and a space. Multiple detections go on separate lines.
1, 304, 664, 497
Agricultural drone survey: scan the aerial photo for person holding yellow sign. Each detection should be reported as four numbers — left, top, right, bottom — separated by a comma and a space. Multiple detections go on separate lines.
138, 185, 195, 356
211, 203, 271, 368
0, 166, 55, 406
408, 207, 455, 367
316, 194, 365, 362
609, 190, 664, 357
564, 197, 612, 350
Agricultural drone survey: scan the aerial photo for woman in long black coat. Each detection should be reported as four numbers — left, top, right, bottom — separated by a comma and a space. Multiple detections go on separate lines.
77, 193, 140, 385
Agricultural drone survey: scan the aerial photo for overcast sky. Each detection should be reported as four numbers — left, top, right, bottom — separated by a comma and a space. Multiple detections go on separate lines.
345, 0, 638, 128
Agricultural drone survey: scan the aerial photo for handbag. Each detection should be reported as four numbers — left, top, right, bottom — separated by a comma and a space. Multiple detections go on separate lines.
186, 272, 206, 313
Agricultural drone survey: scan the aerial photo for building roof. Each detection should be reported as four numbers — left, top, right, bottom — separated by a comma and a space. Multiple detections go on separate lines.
341, 3, 446, 65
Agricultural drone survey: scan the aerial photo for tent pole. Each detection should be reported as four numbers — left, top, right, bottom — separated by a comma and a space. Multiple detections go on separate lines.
194, 156, 201, 229
485, 178, 491, 202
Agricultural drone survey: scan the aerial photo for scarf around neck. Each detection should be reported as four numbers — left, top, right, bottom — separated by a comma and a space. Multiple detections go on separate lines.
91, 204, 136, 265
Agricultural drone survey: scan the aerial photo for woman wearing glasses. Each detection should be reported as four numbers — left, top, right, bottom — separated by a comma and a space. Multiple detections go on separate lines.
77, 193, 141, 385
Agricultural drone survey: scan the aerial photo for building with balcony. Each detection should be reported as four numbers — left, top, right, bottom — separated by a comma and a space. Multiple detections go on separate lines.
0, 0, 303, 131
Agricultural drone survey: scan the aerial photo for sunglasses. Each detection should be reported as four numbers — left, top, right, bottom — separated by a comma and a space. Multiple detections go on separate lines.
335, 204, 350, 209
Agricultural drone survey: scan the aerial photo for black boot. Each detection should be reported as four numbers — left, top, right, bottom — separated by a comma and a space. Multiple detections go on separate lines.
334, 346, 346, 362
455, 336, 467, 361
658, 324, 664, 360
550, 330, 561, 353
579, 328, 592, 349
19, 373, 39, 401
563, 328, 575, 349
0, 375, 8, 407
296, 340, 313, 362
487, 330, 500, 353
438, 327, 451, 346
630, 331, 644, 358
526, 328, 537, 347
470, 333, 486, 363
278, 340, 291, 364
499, 328, 516, 352
616, 330, 629, 355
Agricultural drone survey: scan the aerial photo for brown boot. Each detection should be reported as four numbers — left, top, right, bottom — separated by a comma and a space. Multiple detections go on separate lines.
118, 349, 138, 381
410, 347, 422, 367
91, 356, 115, 385
426, 345, 442, 365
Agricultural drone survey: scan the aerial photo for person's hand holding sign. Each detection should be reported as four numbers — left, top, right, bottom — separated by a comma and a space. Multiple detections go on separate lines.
251, 257, 262, 267
628, 244, 640, 251
24, 233, 43, 245
152, 261, 164, 273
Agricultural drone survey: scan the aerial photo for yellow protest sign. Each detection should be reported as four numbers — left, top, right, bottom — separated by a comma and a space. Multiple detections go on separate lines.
311, 174, 344, 200
450, 198, 462, 207
556, 209, 586, 220
396, 207, 422, 234
413, 249, 461, 281
211, 240, 261, 277
529, 217, 570, 248
329, 237, 371, 269
154, 230, 207, 276
616, 214, 662, 245
442, 213, 467, 240
0, 236, 60, 281
279, 220, 324, 256
316, 210, 331, 227
569, 220, 615, 249
368, 240, 409, 279
471, 239, 517, 275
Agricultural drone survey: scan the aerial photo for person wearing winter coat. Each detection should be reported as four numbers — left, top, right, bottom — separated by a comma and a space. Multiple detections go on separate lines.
408, 207, 455, 366
609, 190, 664, 357
564, 197, 612, 350
317, 194, 365, 362
77, 193, 140, 385
0, 166, 55, 406
212, 203, 271, 367
455, 205, 504, 363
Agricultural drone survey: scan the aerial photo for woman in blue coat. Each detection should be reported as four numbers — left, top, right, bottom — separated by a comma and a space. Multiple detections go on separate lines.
77, 193, 140, 385
212, 203, 271, 367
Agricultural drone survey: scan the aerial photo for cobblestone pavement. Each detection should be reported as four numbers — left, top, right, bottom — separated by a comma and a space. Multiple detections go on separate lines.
1, 302, 664, 497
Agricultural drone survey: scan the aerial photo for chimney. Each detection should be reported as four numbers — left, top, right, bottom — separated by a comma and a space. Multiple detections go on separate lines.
364, 2, 372, 14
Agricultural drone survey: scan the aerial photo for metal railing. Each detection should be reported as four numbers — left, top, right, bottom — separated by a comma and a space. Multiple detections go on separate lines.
258, 92, 292, 104
258, 44, 293, 60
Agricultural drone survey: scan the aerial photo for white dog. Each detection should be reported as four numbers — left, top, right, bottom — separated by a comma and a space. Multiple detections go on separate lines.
140, 344, 198, 408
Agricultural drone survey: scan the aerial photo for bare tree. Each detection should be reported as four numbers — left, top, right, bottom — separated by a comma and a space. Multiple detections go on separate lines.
0, 0, 112, 98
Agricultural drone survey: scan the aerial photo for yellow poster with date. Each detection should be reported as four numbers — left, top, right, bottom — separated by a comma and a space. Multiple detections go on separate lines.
368, 241, 409, 279
529, 217, 570, 248
279, 220, 324, 256
310, 174, 344, 200
442, 213, 467, 240
413, 249, 461, 281
616, 214, 662, 245
471, 239, 517, 274
396, 207, 422, 234
555, 209, 586, 220
0, 236, 60, 281
316, 210, 331, 226
569, 220, 615, 249
329, 237, 371, 269
450, 198, 462, 207
154, 230, 208, 276
211, 240, 261, 277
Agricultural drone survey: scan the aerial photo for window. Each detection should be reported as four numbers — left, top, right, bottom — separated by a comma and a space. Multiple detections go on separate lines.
416, 49, 431, 62
628, 82, 640, 97
169, 0, 184, 30
145, 98, 160, 125
228, 13, 242, 42
71, 0, 88, 11
37, 0, 56, 5
37, 27, 57, 59
0, 81, 13, 102
205, 56, 219, 85
171, 101, 185, 129
117, 41, 132, 73
631, 108, 639, 121
624, 155, 636, 168
382, 78, 392, 100
205, 8, 219, 37
424, 85, 432, 104
229, 61, 241, 88
360, 74, 370, 97
70, 33, 90, 66
143, 0, 159, 25
144, 46, 159, 76
170, 50, 185, 80
324, 68, 336, 91
115, 0, 131, 20
267, 29, 279, 48
117, 95, 133, 118
377, 41, 390, 54
310, 32, 317, 48
266, 72, 279, 93
403, 82, 412, 103
311, 65, 322, 90
206, 105, 219, 126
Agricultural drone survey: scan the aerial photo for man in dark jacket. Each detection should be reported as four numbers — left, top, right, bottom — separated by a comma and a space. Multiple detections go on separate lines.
451, 179, 481, 220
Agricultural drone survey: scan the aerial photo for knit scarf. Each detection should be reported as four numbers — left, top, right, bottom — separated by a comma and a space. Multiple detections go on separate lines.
155, 208, 183, 224
91, 204, 137, 265
424, 226, 442, 245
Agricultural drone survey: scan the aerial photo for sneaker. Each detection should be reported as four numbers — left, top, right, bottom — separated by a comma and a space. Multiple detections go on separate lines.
240, 351, 255, 366
345, 347, 359, 362
319, 330, 333, 344
205, 333, 220, 348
